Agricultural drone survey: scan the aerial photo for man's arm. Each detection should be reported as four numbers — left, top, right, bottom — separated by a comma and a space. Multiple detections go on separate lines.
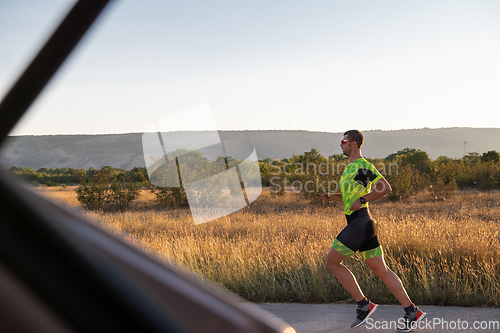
321, 192, 343, 203
349, 177, 391, 211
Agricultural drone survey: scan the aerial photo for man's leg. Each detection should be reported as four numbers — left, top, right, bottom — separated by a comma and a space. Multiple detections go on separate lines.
364, 253, 412, 308
325, 247, 365, 302
327, 247, 378, 328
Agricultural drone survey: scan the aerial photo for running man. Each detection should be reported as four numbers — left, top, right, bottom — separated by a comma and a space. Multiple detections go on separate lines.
321, 130, 426, 332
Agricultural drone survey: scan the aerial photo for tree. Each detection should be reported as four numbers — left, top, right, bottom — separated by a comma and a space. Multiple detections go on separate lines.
386, 148, 430, 173
76, 169, 111, 210
109, 172, 141, 211
76, 167, 141, 211
147, 149, 225, 208
463, 152, 480, 163
481, 150, 500, 163
385, 165, 428, 201
384, 148, 430, 200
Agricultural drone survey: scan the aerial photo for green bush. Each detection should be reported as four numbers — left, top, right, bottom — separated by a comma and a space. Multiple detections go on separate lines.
109, 173, 142, 211
150, 186, 189, 207
76, 168, 141, 211
76, 170, 111, 210
385, 164, 428, 201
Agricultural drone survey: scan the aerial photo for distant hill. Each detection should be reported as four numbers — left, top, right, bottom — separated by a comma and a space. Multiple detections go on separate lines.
1, 128, 499, 170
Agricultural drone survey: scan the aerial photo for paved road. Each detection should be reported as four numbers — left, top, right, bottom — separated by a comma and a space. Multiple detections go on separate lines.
256, 303, 500, 333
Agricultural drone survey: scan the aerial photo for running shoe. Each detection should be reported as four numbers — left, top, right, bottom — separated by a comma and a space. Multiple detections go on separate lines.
351, 302, 378, 328
397, 307, 426, 332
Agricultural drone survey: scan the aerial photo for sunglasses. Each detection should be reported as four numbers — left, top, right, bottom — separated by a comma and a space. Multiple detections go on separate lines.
340, 139, 356, 145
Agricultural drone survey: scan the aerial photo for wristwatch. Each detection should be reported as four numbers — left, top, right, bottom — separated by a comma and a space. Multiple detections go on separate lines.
359, 196, 367, 204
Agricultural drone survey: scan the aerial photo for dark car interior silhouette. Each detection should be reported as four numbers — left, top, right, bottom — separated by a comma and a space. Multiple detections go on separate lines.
0, 1, 294, 332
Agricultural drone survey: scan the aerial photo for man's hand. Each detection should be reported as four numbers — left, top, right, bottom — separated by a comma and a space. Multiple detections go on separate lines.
349, 199, 363, 211
321, 193, 342, 203
321, 193, 331, 202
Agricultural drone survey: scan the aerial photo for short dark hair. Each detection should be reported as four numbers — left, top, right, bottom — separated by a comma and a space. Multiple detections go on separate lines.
344, 130, 363, 148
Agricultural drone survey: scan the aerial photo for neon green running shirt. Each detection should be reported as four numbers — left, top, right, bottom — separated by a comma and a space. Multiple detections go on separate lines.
340, 158, 384, 215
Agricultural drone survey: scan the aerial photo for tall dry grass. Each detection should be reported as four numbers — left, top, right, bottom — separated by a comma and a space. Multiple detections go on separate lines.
35, 187, 500, 307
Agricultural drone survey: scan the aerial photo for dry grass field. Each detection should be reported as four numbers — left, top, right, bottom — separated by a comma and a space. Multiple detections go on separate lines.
34, 186, 500, 307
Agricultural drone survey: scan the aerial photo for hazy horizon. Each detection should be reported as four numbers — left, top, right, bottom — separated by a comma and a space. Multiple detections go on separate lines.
5, 125, 500, 137
1, 1, 500, 136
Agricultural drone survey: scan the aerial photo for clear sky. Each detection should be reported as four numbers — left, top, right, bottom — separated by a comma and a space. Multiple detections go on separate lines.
1, 0, 500, 135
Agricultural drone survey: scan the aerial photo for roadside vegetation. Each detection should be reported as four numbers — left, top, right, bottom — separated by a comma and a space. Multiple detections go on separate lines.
10, 147, 500, 307
9, 147, 500, 206
34, 186, 500, 307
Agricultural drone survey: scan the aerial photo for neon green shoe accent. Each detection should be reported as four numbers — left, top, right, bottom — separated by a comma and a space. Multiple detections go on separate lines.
331, 239, 355, 257
361, 246, 383, 260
